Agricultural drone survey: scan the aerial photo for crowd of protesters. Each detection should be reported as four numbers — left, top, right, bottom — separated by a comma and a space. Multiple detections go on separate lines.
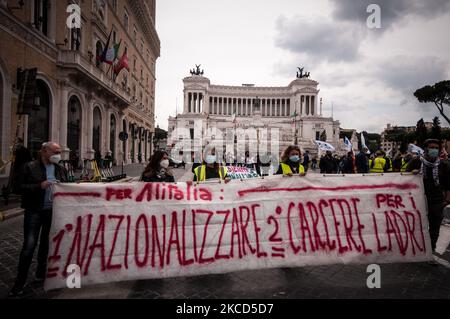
6, 138, 450, 297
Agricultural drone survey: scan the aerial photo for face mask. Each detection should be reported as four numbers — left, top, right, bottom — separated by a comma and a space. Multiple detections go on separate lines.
427, 149, 439, 159
49, 154, 61, 164
160, 159, 170, 169
205, 155, 216, 164
289, 155, 300, 162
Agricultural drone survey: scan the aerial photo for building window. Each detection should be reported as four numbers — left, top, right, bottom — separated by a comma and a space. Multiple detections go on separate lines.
112, 28, 117, 44
111, 0, 118, 12
123, 10, 129, 32
95, 40, 103, 68
70, 28, 81, 51
33, 0, 49, 36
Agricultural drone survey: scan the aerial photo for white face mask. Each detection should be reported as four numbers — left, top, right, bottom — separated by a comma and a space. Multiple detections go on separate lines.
49, 154, 61, 164
160, 159, 170, 169
205, 155, 216, 164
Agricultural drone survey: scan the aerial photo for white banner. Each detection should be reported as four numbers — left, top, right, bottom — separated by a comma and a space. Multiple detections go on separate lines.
45, 174, 432, 290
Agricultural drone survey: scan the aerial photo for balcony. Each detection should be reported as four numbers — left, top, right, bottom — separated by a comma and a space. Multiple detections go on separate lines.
57, 50, 131, 109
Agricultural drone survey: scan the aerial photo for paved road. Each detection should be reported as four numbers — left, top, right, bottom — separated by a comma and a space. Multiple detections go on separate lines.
1, 166, 450, 299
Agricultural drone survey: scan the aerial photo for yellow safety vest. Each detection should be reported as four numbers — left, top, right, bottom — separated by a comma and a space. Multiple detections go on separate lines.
194, 165, 228, 182
370, 157, 386, 173
400, 159, 408, 172
281, 163, 305, 175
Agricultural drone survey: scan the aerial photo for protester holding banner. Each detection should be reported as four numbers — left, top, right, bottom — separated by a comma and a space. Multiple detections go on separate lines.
10, 142, 68, 297
275, 145, 306, 176
193, 147, 229, 182
141, 151, 175, 183
407, 139, 450, 253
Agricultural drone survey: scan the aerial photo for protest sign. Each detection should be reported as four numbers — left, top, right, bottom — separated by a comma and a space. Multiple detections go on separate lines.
226, 166, 259, 179
45, 174, 432, 290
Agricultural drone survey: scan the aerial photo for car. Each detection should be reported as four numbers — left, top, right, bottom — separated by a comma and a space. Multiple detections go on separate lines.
169, 157, 185, 168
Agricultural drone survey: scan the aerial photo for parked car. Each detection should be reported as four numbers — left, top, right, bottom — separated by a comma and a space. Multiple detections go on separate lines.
169, 157, 185, 168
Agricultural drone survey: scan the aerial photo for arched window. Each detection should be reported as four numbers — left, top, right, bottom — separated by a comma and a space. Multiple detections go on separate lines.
95, 41, 103, 68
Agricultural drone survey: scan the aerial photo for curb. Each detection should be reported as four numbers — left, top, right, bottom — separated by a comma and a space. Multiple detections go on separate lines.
0, 207, 24, 222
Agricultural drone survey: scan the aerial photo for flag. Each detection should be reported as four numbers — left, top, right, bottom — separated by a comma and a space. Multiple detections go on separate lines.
344, 136, 353, 151
98, 30, 112, 64
408, 144, 424, 156
361, 133, 367, 149
104, 41, 121, 65
113, 47, 130, 76
315, 140, 335, 152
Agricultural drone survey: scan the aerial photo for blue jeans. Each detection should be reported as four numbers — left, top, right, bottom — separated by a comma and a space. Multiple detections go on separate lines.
15, 209, 52, 286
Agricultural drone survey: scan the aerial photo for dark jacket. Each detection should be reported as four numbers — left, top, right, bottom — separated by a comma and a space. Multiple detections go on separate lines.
341, 156, 354, 174
356, 152, 369, 173
320, 155, 338, 174
20, 159, 68, 211
407, 158, 450, 205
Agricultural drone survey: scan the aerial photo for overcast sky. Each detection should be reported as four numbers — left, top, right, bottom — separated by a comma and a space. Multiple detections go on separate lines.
154, 0, 450, 132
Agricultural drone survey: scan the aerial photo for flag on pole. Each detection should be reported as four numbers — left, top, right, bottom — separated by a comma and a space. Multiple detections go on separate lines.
361, 133, 367, 149
315, 140, 335, 152
105, 40, 121, 65
113, 47, 130, 76
408, 144, 424, 156
344, 136, 353, 151
98, 30, 112, 64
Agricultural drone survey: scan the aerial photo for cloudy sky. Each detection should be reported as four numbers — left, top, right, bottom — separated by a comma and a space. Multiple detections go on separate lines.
154, 0, 450, 132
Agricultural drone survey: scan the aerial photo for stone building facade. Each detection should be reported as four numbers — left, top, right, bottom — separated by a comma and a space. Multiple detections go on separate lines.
0, 0, 160, 175
168, 71, 340, 160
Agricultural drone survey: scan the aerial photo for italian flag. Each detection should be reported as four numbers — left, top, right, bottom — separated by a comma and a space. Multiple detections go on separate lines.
105, 41, 121, 65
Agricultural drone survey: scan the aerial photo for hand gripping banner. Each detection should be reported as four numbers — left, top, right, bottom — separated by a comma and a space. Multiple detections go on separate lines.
45, 174, 432, 290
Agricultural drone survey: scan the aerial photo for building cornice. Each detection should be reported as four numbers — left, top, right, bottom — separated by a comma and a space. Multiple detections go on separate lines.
127, 0, 160, 57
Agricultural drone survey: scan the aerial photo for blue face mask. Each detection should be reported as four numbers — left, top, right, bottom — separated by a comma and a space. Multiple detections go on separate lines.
289, 155, 300, 162
427, 149, 439, 159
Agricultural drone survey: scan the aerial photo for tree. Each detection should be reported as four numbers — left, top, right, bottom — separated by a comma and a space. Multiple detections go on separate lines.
430, 116, 442, 139
320, 130, 327, 142
415, 119, 428, 148
414, 80, 450, 126
153, 127, 168, 150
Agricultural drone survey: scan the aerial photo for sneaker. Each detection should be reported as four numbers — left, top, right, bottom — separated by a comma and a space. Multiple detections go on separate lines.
8, 284, 24, 297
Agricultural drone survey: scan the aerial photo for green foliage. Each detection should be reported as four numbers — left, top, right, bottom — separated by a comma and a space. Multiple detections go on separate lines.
414, 80, 450, 125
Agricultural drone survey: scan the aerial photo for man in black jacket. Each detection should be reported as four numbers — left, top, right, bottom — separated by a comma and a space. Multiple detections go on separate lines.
356, 147, 369, 173
407, 139, 450, 255
319, 151, 338, 174
10, 142, 68, 296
